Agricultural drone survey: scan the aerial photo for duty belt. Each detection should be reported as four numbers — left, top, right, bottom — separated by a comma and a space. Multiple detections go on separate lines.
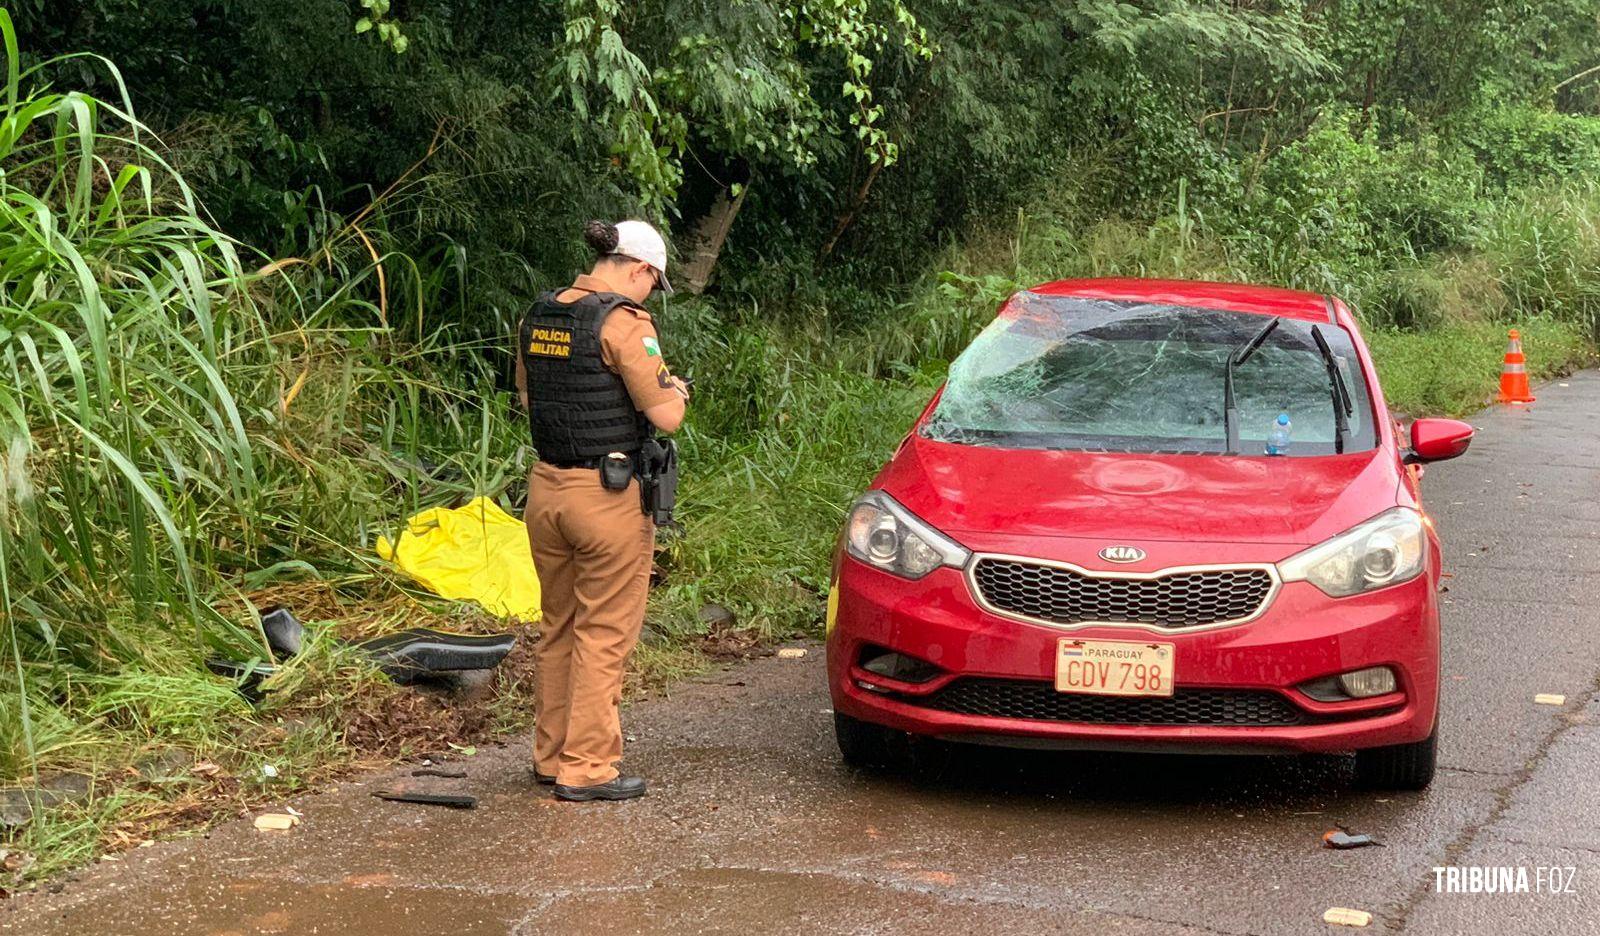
542, 456, 607, 470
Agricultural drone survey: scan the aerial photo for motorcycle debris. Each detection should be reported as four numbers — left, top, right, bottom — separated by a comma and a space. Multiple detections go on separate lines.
1322, 907, 1372, 927
1323, 830, 1381, 849
253, 813, 300, 832
371, 790, 476, 809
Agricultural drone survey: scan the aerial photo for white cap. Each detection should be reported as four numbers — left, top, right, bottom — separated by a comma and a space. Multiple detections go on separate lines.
612, 220, 673, 293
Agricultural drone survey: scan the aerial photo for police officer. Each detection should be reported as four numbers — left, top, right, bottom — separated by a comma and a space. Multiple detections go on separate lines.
515, 219, 688, 802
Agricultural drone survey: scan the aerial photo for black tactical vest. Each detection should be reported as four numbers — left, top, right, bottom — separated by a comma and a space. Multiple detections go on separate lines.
520, 289, 653, 463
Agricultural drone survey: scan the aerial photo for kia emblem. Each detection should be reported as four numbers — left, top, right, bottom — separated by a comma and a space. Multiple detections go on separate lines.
1099, 545, 1146, 563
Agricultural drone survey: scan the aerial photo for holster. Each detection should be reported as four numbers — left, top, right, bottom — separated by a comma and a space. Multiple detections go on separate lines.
637, 438, 679, 528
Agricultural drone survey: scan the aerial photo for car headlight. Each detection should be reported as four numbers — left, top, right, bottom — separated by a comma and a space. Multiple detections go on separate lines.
845, 491, 970, 580
1277, 507, 1426, 597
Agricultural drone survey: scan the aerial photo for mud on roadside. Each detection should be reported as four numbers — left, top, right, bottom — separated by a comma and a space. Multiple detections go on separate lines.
2, 576, 779, 896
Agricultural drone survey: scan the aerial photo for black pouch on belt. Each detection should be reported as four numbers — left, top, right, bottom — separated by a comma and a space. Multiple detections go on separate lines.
600, 452, 634, 491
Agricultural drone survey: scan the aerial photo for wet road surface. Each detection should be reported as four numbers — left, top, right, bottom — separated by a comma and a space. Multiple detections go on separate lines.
6, 372, 1600, 935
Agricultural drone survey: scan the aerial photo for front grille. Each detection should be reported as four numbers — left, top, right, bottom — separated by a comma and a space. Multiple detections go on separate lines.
972, 558, 1274, 629
920, 678, 1304, 726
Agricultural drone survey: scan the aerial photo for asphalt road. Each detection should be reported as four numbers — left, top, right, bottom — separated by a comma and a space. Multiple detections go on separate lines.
6, 372, 1600, 935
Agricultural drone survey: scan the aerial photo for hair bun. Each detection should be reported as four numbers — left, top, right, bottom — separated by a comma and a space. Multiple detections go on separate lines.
582, 219, 619, 254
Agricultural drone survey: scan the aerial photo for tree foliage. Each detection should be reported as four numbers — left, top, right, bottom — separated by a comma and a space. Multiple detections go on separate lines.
9, 1, 1598, 323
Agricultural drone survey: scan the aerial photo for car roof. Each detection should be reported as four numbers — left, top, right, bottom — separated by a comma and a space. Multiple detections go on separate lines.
1028, 278, 1335, 323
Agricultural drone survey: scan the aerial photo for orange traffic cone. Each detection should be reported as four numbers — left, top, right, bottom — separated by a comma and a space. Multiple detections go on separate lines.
1496, 329, 1535, 404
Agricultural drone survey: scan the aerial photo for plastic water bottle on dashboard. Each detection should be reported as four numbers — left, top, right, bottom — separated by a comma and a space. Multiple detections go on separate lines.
1266, 413, 1292, 455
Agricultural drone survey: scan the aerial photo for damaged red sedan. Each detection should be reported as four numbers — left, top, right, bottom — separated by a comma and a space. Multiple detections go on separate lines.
826, 278, 1474, 789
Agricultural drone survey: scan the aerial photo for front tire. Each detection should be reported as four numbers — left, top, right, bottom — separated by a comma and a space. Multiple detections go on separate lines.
834, 712, 909, 770
1354, 730, 1437, 790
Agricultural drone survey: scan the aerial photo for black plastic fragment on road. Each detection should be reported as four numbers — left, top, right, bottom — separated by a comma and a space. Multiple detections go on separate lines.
371, 790, 477, 809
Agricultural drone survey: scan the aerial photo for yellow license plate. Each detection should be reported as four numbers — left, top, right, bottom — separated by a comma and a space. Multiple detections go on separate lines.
1055, 638, 1175, 697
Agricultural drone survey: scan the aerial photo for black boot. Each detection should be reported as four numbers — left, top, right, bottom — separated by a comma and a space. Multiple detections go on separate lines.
532, 771, 556, 785
553, 775, 646, 802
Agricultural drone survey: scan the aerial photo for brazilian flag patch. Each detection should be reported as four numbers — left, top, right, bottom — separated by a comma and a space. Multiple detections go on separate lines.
642, 336, 661, 357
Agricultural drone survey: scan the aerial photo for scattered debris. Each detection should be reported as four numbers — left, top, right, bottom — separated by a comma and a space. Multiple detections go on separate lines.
191, 761, 222, 778
253, 813, 300, 832
260, 764, 279, 779
371, 790, 477, 809
42, 772, 92, 802
204, 657, 276, 701
411, 769, 468, 779
1, 848, 36, 875
261, 607, 305, 659
447, 743, 478, 757
1534, 694, 1566, 706
2, 774, 93, 830
698, 603, 737, 629
1323, 907, 1372, 927
696, 602, 760, 659
359, 629, 518, 684
212, 607, 520, 699
776, 647, 807, 659
0, 796, 31, 830
1323, 830, 1381, 850
136, 748, 193, 782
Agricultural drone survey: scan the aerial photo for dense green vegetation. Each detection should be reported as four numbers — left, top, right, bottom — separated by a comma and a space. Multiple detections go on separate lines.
2, 1, 1599, 885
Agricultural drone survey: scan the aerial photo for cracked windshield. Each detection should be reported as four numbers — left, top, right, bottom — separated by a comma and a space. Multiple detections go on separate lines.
923, 296, 1374, 455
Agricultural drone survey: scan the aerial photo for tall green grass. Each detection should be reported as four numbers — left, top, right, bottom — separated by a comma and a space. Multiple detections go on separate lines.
0, 10, 515, 795
0, 18, 251, 667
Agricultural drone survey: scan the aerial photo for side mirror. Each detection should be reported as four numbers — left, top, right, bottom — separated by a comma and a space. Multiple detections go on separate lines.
1405, 418, 1473, 464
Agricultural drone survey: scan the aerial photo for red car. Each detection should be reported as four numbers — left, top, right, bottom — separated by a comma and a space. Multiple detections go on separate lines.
826, 278, 1474, 789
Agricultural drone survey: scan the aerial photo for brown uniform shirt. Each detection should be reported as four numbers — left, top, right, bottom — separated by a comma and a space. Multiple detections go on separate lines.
514, 273, 680, 413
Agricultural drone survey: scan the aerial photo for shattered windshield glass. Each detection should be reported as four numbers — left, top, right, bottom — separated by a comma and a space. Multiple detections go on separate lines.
921, 295, 1375, 456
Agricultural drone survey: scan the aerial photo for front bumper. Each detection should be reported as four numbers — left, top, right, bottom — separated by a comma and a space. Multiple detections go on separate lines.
827, 551, 1440, 755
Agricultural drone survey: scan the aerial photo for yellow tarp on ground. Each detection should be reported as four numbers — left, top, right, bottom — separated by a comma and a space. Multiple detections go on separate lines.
375, 496, 541, 621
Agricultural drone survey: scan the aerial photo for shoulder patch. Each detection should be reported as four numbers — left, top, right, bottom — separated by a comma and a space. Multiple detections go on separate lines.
642, 336, 661, 357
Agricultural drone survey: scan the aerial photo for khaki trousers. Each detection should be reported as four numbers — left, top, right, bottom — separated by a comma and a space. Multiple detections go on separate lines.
524, 462, 654, 786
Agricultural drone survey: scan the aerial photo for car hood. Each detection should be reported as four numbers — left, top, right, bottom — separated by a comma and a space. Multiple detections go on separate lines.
876, 435, 1400, 547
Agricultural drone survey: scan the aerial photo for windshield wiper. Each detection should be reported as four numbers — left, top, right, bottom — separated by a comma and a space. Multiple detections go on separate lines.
1311, 325, 1352, 454
1223, 317, 1280, 454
